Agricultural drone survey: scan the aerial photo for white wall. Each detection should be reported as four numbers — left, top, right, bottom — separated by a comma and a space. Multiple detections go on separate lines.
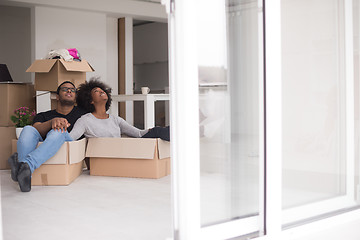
0, 4, 119, 113
34, 6, 107, 82
0, 5, 31, 83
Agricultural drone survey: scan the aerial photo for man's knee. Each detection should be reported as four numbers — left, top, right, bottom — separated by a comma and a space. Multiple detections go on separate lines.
18, 126, 39, 141
22, 125, 37, 134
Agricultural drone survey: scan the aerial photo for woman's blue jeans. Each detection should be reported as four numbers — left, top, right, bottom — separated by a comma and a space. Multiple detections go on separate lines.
17, 126, 73, 173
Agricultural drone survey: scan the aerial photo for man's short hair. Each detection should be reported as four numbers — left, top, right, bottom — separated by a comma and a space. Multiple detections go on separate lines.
56, 81, 76, 94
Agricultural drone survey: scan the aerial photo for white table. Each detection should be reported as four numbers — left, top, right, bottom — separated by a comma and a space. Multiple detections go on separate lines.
112, 94, 170, 129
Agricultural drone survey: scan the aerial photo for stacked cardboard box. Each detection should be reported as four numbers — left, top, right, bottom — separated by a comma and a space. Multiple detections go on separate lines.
0, 82, 35, 169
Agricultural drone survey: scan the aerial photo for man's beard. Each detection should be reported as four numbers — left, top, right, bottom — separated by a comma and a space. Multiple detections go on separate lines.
59, 98, 75, 106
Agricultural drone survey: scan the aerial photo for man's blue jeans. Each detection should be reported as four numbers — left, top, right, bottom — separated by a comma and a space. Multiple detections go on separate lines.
17, 126, 72, 173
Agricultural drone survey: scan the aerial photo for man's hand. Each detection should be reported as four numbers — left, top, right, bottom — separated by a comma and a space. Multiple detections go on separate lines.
51, 117, 71, 132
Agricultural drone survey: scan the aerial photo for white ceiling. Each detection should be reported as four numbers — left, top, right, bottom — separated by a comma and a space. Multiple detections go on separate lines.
0, 0, 167, 22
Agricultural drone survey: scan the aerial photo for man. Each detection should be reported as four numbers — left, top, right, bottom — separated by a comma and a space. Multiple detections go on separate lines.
8, 81, 87, 192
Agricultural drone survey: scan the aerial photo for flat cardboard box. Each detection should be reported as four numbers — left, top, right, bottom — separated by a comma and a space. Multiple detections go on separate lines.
86, 138, 171, 179
0, 82, 35, 127
12, 138, 86, 186
26, 59, 94, 91
0, 127, 16, 169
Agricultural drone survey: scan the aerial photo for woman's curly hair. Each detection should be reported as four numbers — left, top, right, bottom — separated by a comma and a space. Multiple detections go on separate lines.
76, 77, 112, 113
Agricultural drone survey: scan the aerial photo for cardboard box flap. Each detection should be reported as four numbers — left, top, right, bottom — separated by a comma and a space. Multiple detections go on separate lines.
157, 139, 170, 159
68, 138, 87, 164
86, 62, 95, 72
59, 59, 94, 72
86, 138, 157, 159
26, 59, 57, 73
38, 141, 68, 164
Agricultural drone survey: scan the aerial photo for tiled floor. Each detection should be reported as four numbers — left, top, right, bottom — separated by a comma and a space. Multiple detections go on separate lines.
0, 170, 173, 240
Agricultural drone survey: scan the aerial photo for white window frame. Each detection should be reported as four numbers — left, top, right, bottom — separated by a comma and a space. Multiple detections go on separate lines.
263, 0, 283, 237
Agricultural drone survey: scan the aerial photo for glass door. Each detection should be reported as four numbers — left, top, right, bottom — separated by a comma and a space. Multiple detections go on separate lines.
199, 0, 263, 228
281, 0, 360, 227
168, 0, 266, 238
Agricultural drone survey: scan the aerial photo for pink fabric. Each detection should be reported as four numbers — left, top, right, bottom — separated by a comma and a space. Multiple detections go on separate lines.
67, 48, 79, 59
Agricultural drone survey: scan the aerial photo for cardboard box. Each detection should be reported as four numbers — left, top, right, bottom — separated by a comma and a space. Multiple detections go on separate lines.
36, 91, 57, 113
86, 138, 171, 179
0, 127, 16, 169
26, 59, 94, 91
0, 82, 35, 127
12, 138, 86, 186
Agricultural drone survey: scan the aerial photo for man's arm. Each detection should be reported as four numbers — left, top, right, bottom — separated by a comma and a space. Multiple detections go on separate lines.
33, 117, 70, 138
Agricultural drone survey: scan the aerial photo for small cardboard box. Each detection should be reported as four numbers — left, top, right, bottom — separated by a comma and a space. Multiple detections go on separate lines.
86, 138, 171, 179
0, 127, 16, 169
0, 82, 35, 127
26, 59, 94, 91
12, 138, 86, 186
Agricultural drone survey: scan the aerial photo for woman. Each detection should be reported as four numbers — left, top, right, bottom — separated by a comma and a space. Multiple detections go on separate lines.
69, 78, 170, 141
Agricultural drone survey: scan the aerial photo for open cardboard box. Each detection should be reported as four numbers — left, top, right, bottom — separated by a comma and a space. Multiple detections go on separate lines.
12, 138, 86, 186
26, 59, 94, 91
86, 138, 171, 179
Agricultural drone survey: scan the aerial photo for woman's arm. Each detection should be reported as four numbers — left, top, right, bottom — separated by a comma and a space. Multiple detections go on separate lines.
69, 116, 86, 140
118, 117, 148, 138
